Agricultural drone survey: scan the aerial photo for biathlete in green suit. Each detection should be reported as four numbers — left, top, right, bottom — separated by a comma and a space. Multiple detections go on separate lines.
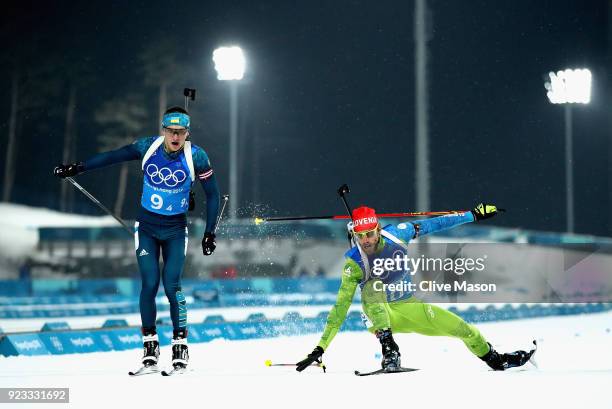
296, 204, 535, 372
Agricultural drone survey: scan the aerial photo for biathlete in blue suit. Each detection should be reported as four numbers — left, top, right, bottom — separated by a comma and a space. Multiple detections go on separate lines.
54, 106, 220, 374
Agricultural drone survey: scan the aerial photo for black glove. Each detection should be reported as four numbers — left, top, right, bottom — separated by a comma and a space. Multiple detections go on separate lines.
53, 162, 85, 179
472, 203, 499, 221
202, 232, 216, 256
296, 346, 324, 372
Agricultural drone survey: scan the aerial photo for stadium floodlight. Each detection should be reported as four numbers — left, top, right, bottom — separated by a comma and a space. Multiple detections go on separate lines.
544, 68, 591, 104
544, 68, 592, 234
213, 46, 246, 220
213, 47, 246, 81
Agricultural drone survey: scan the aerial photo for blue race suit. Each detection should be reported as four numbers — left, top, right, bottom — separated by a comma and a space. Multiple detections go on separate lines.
83, 136, 220, 331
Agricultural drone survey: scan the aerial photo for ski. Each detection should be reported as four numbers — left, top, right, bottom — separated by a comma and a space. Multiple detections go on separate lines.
496, 340, 538, 371
354, 367, 419, 376
161, 365, 188, 376
129, 365, 160, 376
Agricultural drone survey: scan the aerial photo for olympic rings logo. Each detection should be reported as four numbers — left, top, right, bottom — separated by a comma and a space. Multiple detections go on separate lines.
145, 164, 187, 187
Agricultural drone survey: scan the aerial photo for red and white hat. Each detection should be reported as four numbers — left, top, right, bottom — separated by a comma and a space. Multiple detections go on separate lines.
351, 206, 379, 233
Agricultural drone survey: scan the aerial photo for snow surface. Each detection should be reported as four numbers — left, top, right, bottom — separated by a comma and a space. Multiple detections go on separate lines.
2, 311, 611, 409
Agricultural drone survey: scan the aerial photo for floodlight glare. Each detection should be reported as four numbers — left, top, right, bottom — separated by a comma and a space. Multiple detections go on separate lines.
544, 68, 592, 104
542, 67, 592, 233
213, 47, 246, 81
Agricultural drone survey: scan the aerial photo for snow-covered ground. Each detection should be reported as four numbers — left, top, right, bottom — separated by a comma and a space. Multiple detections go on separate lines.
2, 311, 611, 409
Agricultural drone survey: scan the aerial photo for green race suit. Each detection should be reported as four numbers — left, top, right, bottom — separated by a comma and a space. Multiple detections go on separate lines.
317, 212, 490, 358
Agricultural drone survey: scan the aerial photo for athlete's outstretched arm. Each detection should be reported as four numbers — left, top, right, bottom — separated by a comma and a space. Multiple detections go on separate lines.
83, 144, 141, 171
296, 259, 361, 371
317, 258, 361, 350
390, 204, 499, 242
53, 137, 154, 178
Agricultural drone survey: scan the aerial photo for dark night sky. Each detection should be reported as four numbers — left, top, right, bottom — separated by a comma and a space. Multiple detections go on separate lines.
1, 0, 610, 235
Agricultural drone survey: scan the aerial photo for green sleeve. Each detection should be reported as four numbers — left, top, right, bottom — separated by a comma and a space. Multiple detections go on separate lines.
317, 258, 362, 350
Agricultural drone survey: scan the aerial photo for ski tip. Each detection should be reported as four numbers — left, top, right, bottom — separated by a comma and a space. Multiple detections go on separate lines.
160, 366, 188, 376
265, 359, 272, 367
128, 365, 160, 376
528, 340, 539, 369
354, 370, 360, 375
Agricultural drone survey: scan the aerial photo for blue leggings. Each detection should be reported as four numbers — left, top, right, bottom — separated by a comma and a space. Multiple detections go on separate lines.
134, 221, 188, 331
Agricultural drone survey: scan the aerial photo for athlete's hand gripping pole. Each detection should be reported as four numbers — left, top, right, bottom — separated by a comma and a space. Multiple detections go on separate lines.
53, 162, 85, 179
202, 194, 229, 256
265, 359, 326, 372
295, 346, 326, 372
472, 203, 504, 221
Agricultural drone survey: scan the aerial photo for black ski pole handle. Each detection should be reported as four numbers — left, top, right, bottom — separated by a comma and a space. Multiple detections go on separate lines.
337, 184, 354, 248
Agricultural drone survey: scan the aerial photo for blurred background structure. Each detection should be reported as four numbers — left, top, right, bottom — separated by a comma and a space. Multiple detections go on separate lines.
1, 0, 612, 279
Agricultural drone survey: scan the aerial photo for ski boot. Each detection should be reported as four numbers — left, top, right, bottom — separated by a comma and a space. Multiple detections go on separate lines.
480, 341, 537, 371
128, 327, 160, 376
171, 328, 189, 370
376, 329, 401, 370
142, 327, 160, 367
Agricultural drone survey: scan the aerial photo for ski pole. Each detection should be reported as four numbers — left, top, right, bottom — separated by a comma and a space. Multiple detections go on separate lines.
214, 194, 229, 233
65, 177, 133, 235
265, 360, 326, 372
337, 184, 354, 248
183, 88, 196, 111
337, 183, 353, 218
253, 210, 470, 225
255, 184, 470, 225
